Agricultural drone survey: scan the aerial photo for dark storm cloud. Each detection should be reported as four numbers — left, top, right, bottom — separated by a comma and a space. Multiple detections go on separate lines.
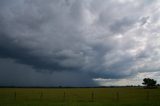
0, 58, 96, 86
0, 0, 160, 86
0, 35, 78, 71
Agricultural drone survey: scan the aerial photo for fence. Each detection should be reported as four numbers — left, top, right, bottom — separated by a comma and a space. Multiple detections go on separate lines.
0, 91, 160, 103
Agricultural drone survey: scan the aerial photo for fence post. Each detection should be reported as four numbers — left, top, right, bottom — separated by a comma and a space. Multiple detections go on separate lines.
146, 91, 150, 101
116, 92, 119, 102
14, 92, 16, 101
40, 91, 43, 101
63, 92, 66, 102
91, 92, 94, 102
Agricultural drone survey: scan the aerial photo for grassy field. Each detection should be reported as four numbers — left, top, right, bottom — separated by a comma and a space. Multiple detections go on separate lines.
0, 87, 160, 106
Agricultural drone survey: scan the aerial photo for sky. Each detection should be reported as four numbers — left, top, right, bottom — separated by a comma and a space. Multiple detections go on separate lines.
0, 0, 160, 87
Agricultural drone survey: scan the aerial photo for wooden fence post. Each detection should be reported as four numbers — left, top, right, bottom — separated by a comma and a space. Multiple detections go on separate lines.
91, 92, 94, 102
146, 91, 150, 101
14, 92, 16, 101
40, 91, 43, 101
63, 92, 66, 102
116, 92, 119, 102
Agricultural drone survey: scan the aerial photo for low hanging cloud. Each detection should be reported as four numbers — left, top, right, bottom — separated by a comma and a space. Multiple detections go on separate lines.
0, 0, 160, 86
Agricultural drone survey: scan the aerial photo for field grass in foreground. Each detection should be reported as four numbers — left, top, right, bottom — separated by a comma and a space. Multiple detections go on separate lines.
0, 88, 160, 106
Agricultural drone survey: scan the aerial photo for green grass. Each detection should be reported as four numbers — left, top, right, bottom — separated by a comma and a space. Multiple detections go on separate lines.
0, 88, 160, 106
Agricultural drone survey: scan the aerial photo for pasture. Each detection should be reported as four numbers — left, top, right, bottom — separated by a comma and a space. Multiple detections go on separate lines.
0, 87, 160, 106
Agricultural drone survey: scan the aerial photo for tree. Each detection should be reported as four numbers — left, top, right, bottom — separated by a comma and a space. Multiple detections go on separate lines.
142, 78, 157, 88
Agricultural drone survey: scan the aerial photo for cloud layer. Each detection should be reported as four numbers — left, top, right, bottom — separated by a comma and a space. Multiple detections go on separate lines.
0, 0, 160, 86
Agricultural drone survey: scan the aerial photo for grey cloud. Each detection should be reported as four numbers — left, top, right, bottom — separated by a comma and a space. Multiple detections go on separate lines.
109, 18, 136, 34
140, 16, 150, 26
0, 0, 160, 86
0, 58, 96, 87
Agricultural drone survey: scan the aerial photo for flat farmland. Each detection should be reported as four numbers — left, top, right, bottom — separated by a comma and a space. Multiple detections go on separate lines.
0, 88, 160, 106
